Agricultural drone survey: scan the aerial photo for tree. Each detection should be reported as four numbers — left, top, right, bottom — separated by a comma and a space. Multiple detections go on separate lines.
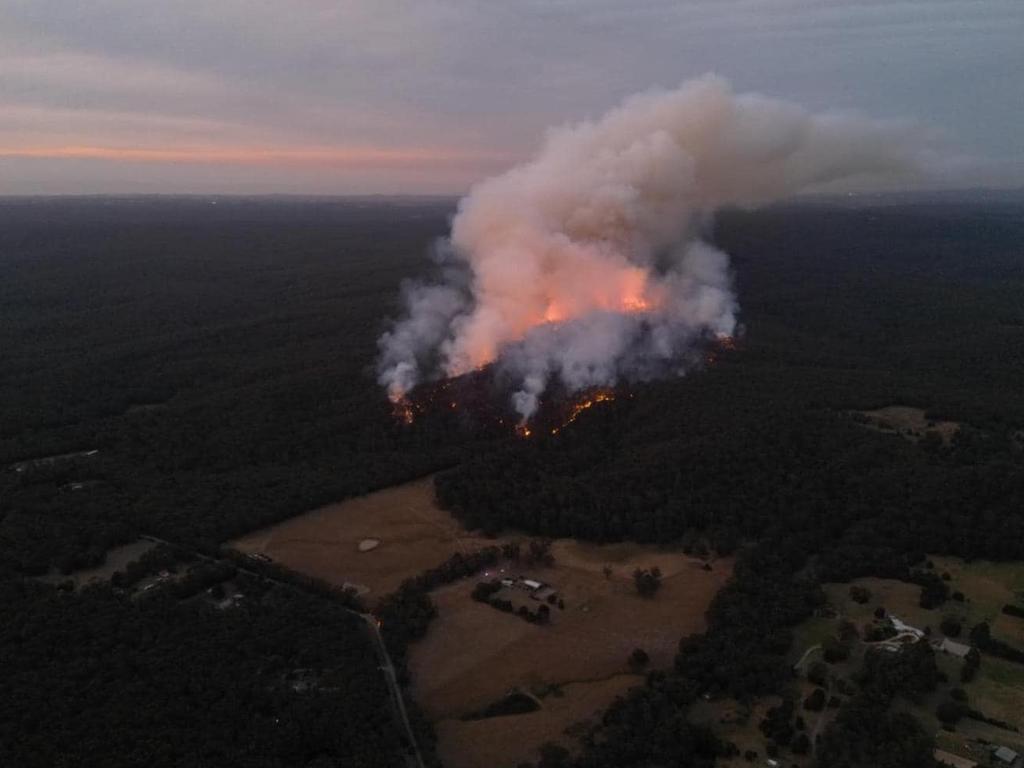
849, 585, 872, 604
804, 688, 826, 711
537, 742, 570, 768
807, 661, 828, 687
629, 647, 650, 672
936, 699, 965, 726
940, 617, 961, 638
792, 732, 811, 755
961, 648, 981, 683
632, 567, 662, 598
823, 635, 850, 663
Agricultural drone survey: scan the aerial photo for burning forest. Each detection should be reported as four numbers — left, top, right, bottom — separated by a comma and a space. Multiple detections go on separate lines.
377, 74, 925, 422
389, 334, 740, 438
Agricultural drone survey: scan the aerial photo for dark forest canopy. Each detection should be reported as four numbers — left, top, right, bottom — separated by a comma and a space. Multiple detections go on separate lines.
2, 196, 1024, 767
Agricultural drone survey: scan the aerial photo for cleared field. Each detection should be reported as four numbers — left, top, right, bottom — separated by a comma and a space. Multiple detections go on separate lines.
434, 674, 639, 768
229, 477, 503, 599
857, 405, 960, 444
37, 538, 156, 588
410, 546, 732, 766
786, 557, 1024, 759
231, 476, 734, 767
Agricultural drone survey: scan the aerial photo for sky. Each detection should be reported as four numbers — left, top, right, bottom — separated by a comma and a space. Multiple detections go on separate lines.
1, 0, 1021, 195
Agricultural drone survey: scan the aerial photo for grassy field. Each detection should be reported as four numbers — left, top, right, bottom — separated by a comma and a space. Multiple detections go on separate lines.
782, 556, 1024, 764
433, 674, 640, 768
231, 476, 734, 768
229, 476, 504, 600
408, 543, 732, 766
857, 405, 960, 444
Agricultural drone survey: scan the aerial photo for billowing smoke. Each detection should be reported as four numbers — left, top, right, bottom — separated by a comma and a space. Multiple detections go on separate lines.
378, 74, 923, 421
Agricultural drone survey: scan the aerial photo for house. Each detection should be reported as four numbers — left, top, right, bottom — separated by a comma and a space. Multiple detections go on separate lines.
532, 586, 557, 602
933, 749, 977, 768
889, 615, 925, 638
937, 637, 973, 658
994, 746, 1020, 766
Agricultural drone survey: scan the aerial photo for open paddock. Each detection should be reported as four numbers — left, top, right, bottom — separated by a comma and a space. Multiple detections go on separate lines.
410, 545, 732, 766
228, 474, 734, 767
229, 477, 508, 600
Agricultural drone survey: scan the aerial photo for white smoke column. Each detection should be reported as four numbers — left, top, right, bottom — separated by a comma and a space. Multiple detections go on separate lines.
378, 74, 923, 420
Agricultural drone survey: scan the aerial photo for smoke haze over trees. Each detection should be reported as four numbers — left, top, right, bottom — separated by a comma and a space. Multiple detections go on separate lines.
377, 75, 930, 421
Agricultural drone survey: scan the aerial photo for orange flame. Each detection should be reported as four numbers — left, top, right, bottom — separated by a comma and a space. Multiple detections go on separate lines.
392, 397, 415, 426
550, 389, 616, 435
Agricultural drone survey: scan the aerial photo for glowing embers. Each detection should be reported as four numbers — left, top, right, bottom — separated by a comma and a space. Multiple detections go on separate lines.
704, 333, 738, 366
549, 389, 616, 435
392, 397, 415, 425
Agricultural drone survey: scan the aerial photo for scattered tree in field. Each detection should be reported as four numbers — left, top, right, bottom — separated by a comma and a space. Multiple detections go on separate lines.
632, 567, 662, 598
936, 699, 965, 726
628, 647, 650, 672
525, 540, 554, 567
961, 648, 981, 683
849, 585, 871, 604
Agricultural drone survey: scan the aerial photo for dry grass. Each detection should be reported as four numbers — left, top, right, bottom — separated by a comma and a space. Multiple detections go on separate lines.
231, 476, 735, 767
409, 543, 732, 766
229, 477, 505, 600
434, 674, 640, 768
857, 405, 960, 444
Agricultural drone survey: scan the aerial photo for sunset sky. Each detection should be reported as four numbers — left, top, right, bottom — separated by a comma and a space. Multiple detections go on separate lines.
1, 0, 1021, 194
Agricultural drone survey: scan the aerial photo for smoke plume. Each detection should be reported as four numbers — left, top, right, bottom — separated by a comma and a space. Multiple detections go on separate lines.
378, 74, 923, 421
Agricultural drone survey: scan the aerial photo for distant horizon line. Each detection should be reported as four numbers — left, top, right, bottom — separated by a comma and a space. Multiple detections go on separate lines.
0, 186, 1021, 203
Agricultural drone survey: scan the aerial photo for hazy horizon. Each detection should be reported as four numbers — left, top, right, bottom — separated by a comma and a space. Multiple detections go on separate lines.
2, 0, 1022, 195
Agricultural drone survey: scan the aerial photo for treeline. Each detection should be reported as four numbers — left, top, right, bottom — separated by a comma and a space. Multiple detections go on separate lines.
0, 578, 406, 768
0, 197, 484, 576
816, 643, 940, 767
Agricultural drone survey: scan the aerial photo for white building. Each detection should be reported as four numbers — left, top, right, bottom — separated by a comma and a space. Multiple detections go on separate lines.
938, 637, 973, 658
994, 746, 1020, 766
889, 615, 925, 638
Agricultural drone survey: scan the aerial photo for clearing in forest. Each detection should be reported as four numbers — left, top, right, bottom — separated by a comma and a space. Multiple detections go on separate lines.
230, 476, 734, 768
229, 476, 505, 599
779, 556, 1024, 765
410, 539, 733, 768
856, 405, 960, 444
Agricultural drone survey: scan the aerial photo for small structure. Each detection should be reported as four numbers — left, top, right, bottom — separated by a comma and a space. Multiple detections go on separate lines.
994, 746, 1020, 766
533, 585, 557, 602
357, 538, 380, 552
521, 579, 542, 591
934, 749, 977, 768
889, 615, 925, 639
500, 578, 515, 588
937, 638, 973, 658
